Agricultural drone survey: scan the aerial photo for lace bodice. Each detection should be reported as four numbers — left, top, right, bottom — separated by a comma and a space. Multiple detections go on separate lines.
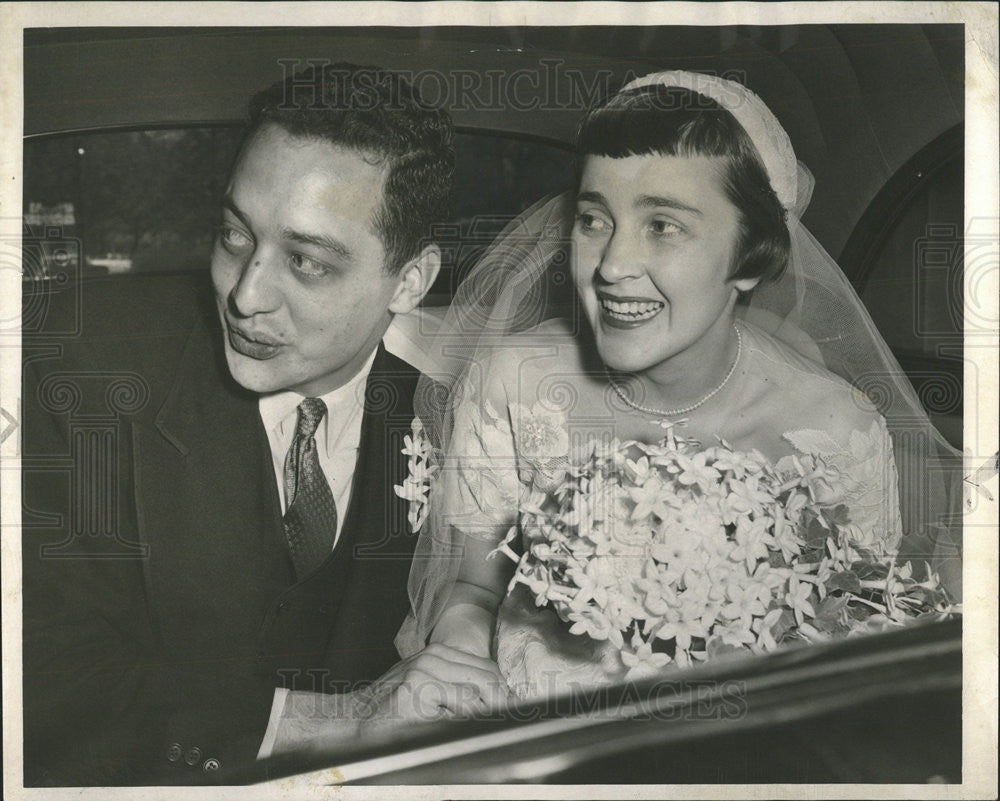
444, 322, 902, 551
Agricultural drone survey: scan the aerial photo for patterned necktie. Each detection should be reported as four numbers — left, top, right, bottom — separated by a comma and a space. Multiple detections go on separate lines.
282, 398, 338, 581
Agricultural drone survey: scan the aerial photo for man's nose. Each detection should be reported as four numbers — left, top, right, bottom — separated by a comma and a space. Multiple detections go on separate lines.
596, 231, 645, 283
228, 254, 281, 318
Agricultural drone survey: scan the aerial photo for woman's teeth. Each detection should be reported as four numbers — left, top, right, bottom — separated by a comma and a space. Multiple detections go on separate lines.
600, 298, 664, 321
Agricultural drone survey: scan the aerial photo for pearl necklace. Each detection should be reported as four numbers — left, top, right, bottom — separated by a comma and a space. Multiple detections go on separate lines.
608, 323, 743, 418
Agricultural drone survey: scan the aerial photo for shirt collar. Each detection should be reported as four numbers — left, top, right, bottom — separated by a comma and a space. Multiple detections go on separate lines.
258, 345, 378, 452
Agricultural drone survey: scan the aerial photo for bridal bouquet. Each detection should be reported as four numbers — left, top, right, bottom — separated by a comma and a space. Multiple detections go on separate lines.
491, 426, 956, 678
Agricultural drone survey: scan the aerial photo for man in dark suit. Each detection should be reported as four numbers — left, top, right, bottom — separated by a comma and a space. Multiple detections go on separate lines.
22, 63, 504, 786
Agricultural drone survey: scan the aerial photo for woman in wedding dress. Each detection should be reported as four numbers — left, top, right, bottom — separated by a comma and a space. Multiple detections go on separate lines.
395, 71, 961, 700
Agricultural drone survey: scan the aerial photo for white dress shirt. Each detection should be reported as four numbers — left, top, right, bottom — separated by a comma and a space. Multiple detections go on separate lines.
258, 346, 377, 544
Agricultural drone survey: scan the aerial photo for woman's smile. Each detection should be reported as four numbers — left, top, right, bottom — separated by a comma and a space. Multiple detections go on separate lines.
572, 153, 755, 378
597, 291, 665, 328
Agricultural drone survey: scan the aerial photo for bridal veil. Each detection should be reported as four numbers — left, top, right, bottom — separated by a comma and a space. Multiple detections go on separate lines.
391, 70, 964, 656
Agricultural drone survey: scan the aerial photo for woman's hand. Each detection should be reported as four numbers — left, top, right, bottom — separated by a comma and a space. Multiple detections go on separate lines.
427, 601, 497, 659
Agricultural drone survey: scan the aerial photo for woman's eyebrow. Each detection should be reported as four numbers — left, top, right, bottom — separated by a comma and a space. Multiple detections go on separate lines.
576, 190, 607, 205
576, 190, 703, 217
635, 195, 703, 216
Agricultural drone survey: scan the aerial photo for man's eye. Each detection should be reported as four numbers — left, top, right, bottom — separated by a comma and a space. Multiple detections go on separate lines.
575, 212, 611, 235
218, 226, 253, 251
288, 253, 330, 277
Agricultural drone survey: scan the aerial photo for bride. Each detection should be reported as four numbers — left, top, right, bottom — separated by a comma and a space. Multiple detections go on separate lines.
394, 71, 962, 701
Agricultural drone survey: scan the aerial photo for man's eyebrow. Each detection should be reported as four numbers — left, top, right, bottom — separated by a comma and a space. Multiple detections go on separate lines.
221, 195, 252, 228
282, 228, 354, 261
635, 195, 703, 216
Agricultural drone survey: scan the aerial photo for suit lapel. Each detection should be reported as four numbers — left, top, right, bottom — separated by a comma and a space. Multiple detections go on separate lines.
321, 346, 421, 678
133, 325, 290, 667
339, 344, 418, 558
134, 332, 420, 682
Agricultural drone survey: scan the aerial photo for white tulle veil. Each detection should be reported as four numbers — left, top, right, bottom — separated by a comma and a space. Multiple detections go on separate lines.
391, 70, 963, 657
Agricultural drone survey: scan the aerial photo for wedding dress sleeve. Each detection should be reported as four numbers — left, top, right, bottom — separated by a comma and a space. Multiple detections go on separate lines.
395, 346, 574, 656
441, 354, 577, 541
779, 414, 903, 557
439, 389, 524, 541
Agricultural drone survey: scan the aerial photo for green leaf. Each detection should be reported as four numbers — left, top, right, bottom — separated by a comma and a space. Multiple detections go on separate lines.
903, 584, 950, 610
812, 595, 849, 632
824, 504, 852, 528
802, 512, 829, 548
772, 608, 798, 641
706, 638, 747, 659
814, 593, 849, 620
852, 560, 890, 582
826, 571, 862, 595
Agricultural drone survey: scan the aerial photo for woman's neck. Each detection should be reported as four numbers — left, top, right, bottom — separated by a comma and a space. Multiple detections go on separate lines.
629, 313, 741, 413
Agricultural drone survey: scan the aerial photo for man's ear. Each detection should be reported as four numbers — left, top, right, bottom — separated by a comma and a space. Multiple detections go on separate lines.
388, 243, 442, 315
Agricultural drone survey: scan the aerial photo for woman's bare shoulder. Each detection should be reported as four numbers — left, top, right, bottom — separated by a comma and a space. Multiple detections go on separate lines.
456, 319, 592, 410
486, 320, 588, 382
741, 323, 884, 446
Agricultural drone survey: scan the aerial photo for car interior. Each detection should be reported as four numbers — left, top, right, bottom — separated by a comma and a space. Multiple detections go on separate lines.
20, 24, 966, 784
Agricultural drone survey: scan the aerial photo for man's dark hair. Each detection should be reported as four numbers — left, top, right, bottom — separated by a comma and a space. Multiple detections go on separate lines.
244, 63, 454, 274
575, 84, 790, 285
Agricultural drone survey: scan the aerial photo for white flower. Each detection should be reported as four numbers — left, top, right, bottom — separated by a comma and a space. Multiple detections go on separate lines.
628, 474, 671, 521
568, 610, 623, 648
649, 528, 698, 568
394, 417, 439, 532
772, 506, 803, 561
509, 402, 570, 461
674, 451, 721, 492
624, 455, 651, 483
731, 517, 771, 570
654, 612, 708, 652
713, 620, 757, 649
401, 417, 432, 458
785, 576, 816, 625
502, 428, 956, 675
752, 607, 785, 651
621, 636, 671, 680
722, 583, 768, 627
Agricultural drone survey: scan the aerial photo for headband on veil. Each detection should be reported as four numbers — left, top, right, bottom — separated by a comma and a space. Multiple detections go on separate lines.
392, 69, 963, 657
621, 70, 800, 211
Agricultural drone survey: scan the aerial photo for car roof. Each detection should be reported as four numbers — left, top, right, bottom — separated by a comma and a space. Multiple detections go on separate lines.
23, 24, 962, 263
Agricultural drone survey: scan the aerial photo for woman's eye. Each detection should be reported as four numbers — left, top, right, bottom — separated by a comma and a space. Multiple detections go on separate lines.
289, 253, 330, 277
649, 218, 682, 237
575, 212, 611, 235
219, 225, 253, 251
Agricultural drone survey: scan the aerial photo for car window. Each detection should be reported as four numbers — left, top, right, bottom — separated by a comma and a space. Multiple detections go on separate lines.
851, 135, 964, 448
22, 127, 574, 284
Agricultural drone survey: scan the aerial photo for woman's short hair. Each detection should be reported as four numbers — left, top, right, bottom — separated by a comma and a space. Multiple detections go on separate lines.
575, 84, 790, 285
244, 63, 454, 275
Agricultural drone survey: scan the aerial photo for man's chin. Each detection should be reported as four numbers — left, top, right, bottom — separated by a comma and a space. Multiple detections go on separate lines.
223, 347, 287, 395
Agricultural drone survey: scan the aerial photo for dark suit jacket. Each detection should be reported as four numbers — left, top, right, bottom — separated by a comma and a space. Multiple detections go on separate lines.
22, 272, 422, 785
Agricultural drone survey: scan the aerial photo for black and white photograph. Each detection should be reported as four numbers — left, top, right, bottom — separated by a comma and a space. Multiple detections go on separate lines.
1, 2, 997, 798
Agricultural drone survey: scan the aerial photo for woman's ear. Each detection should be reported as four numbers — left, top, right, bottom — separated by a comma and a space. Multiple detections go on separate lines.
731, 275, 762, 294
388, 244, 442, 315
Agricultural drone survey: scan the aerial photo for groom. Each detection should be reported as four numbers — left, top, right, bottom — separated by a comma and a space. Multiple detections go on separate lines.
22, 63, 498, 786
